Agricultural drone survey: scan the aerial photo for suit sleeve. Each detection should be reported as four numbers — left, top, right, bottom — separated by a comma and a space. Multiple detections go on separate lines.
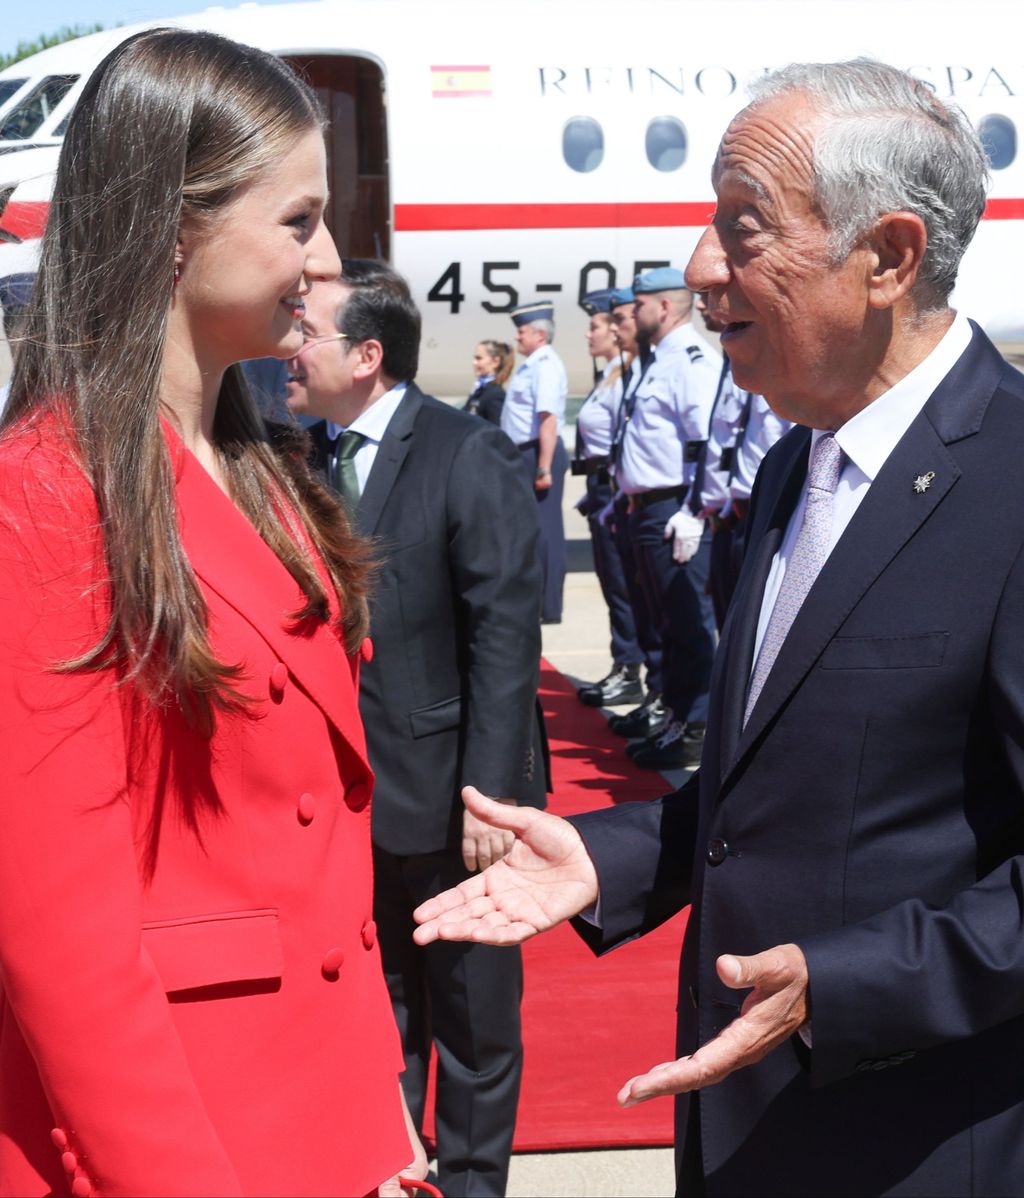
0, 456, 242, 1195
445, 424, 542, 801
799, 537, 1024, 1088
568, 773, 700, 955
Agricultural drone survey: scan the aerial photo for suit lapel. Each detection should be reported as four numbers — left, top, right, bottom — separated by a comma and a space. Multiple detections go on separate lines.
715, 428, 810, 778
354, 385, 422, 538
169, 428, 369, 767
720, 324, 1008, 786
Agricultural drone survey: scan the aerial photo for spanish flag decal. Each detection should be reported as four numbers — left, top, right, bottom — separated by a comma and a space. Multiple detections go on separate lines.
431, 65, 492, 98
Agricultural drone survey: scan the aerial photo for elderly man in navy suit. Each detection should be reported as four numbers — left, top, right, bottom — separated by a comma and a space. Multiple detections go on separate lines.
412, 60, 1024, 1197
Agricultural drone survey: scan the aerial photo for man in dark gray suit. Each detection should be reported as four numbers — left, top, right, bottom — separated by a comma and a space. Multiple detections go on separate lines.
412, 62, 1024, 1197
285, 261, 546, 1198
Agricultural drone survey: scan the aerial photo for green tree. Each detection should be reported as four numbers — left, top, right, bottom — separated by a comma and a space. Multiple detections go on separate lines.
1, 24, 104, 72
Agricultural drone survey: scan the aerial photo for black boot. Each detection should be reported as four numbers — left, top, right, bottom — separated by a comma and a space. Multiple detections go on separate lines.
577, 663, 644, 708
608, 694, 668, 739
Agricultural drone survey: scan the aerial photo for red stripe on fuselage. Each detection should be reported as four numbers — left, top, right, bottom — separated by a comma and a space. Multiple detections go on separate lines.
3, 197, 1024, 245
394, 198, 1024, 232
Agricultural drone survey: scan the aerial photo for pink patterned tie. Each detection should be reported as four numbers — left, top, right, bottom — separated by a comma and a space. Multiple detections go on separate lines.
744, 433, 843, 725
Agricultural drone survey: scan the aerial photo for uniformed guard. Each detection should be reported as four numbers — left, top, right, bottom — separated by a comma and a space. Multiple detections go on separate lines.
691, 294, 793, 628
615, 268, 721, 769
573, 288, 645, 708
501, 300, 570, 623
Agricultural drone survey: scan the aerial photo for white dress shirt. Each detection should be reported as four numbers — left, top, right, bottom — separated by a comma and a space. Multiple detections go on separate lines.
753, 313, 973, 665
326, 382, 407, 494
576, 356, 624, 458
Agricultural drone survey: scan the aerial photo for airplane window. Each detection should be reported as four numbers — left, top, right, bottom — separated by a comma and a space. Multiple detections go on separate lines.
646, 116, 687, 172
978, 114, 1016, 170
563, 116, 604, 173
0, 80, 28, 109
0, 75, 78, 141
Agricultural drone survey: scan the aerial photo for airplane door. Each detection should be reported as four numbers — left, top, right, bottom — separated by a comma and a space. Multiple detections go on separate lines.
284, 55, 390, 260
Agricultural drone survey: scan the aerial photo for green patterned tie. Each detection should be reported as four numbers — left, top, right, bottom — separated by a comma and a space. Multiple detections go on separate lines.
330, 430, 365, 512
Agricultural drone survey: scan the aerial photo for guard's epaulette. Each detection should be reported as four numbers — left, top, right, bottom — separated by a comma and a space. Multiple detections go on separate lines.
686, 344, 704, 362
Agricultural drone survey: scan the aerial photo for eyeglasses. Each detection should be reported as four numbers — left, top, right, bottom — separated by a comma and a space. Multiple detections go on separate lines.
297, 332, 350, 355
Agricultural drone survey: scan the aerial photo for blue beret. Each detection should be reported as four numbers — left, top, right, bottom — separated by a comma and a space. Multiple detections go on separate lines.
609, 286, 635, 308
633, 267, 687, 294
511, 300, 555, 327
0, 271, 35, 312
581, 288, 615, 316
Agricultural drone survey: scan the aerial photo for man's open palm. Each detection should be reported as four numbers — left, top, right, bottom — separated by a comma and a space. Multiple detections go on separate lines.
413, 787, 599, 945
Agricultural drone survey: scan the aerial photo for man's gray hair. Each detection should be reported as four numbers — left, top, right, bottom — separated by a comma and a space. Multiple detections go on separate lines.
530, 318, 555, 344
750, 59, 989, 309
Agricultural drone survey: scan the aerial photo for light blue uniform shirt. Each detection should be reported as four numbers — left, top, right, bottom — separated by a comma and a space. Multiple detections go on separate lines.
699, 370, 750, 513
500, 343, 568, 444
730, 395, 793, 501
617, 322, 721, 495
576, 356, 624, 458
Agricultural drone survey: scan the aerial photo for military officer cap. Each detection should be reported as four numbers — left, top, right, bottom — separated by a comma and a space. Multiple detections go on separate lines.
581, 288, 616, 316
609, 286, 635, 308
633, 266, 687, 294
510, 300, 555, 327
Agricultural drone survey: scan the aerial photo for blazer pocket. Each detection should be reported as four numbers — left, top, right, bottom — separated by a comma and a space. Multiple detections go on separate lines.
820, 632, 948, 670
142, 908, 283, 994
408, 695, 462, 739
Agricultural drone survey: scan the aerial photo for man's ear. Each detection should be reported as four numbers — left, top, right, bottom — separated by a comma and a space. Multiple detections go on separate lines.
350, 338, 385, 381
867, 212, 928, 310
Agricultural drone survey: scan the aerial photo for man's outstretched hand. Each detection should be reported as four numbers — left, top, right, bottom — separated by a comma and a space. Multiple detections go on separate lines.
617, 944, 810, 1105
413, 786, 599, 946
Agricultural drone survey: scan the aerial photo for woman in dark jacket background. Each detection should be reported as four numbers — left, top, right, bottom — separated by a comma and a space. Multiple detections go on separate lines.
464, 339, 513, 425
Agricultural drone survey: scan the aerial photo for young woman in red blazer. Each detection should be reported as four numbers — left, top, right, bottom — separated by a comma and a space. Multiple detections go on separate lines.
0, 29, 422, 1198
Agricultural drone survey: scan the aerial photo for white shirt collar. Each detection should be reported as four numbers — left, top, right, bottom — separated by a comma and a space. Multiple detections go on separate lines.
818, 312, 973, 481
654, 321, 697, 356
326, 382, 408, 444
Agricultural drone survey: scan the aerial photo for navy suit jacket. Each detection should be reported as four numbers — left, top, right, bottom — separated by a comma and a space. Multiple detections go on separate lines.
310, 384, 547, 855
573, 326, 1024, 1196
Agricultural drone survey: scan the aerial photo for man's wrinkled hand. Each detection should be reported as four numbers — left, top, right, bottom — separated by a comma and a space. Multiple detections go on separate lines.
463, 797, 517, 872
617, 944, 810, 1106
414, 787, 599, 947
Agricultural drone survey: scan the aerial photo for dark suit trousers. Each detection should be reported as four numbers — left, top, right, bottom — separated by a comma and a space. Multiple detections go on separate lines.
629, 499, 716, 724
708, 516, 747, 633
586, 475, 643, 666
374, 844, 523, 1198
519, 439, 568, 622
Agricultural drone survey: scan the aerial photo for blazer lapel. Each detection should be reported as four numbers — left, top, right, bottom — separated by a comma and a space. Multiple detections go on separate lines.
715, 428, 810, 779
354, 385, 423, 538
169, 429, 369, 767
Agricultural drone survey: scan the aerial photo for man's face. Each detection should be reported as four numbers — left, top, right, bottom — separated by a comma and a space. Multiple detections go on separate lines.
610, 304, 638, 356
685, 91, 875, 427
632, 291, 663, 342
516, 322, 547, 356
695, 292, 726, 335
284, 281, 355, 419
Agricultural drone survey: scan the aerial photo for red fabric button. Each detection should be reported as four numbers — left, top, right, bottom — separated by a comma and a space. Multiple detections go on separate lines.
61, 1151, 78, 1173
270, 662, 289, 692
297, 792, 316, 824
71, 1177, 92, 1197
321, 947, 345, 976
50, 1128, 68, 1150
347, 782, 369, 811
361, 920, 378, 949
360, 637, 374, 662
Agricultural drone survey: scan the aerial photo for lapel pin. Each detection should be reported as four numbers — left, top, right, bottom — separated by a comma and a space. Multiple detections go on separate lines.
913, 471, 936, 494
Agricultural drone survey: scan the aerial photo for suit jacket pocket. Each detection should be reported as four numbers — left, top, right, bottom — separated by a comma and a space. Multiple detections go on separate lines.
820, 632, 948, 670
408, 695, 462, 739
142, 908, 283, 994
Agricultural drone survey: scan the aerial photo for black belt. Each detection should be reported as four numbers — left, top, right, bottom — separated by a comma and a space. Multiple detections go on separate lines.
517, 438, 539, 451
570, 454, 610, 477
628, 485, 687, 511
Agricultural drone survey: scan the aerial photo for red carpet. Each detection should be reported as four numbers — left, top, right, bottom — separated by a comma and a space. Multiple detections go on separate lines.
424, 660, 689, 1152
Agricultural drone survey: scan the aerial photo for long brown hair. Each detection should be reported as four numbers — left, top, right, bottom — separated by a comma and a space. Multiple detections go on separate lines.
2, 29, 372, 732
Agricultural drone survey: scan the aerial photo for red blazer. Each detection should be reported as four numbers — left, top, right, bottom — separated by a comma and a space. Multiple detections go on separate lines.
0, 416, 410, 1197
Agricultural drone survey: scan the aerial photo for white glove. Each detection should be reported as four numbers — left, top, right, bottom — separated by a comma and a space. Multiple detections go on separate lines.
664, 508, 704, 564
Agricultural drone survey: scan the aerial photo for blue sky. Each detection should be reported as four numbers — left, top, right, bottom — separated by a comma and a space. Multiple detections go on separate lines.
3, 2, 281, 60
